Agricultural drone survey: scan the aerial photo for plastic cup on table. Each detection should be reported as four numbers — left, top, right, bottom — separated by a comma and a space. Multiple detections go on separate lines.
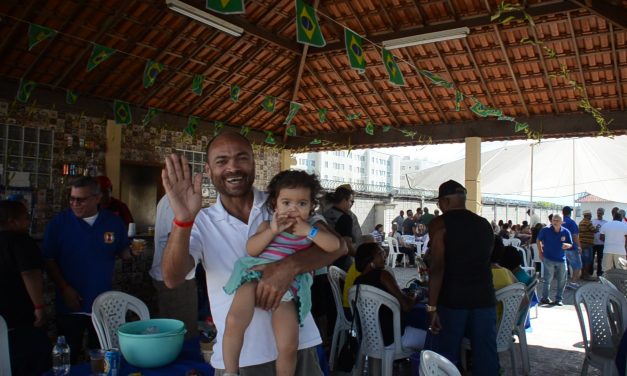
89, 349, 105, 375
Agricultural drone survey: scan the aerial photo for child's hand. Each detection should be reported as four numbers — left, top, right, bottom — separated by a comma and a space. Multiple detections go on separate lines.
290, 216, 311, 237
271, 212, 295, 234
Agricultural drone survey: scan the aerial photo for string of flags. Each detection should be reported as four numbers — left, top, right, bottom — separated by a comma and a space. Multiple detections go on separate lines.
12, 0, 610, 149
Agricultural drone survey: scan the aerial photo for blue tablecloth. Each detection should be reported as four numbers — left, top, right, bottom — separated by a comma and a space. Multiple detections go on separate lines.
45, 337, 214, 376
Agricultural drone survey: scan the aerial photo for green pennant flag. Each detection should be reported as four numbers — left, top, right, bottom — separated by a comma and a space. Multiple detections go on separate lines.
113, 100, 132, 125
469, 100, 490, 117
230, 85, 240, 102
310, 138, 322, 145
16, 79, 36, 103
346, 112, 361, 121
142, 107, 161, 126
261, 96, 276, 113
240, 126, 250, 136
318, 108, 327, 123
295, 0, 326, 47
28, 23, 57, 51
455, 90, 463, 111
213, 121, 224, 136
365, 119, 375, 135
345, 28, 365, 73
420, 69, 453, 89
143, 60, 164, 88
206, 0, 245, 14
497, 115, 515, 122
400, 129, 417, 139
382, 125, 391, 132
382, 48, 405, 86
284, 102, 302, 125
514, 122, 529, 132
286, 124, 297, 137
185, 116, 200, 137
192, 75, 204, 95
66, 89, 78, 104
87, 44, 116, 72
484, 108, 503, 117
264, 131, 276, 145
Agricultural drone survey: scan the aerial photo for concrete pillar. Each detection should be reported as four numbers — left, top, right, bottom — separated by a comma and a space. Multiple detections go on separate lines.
105, 120, 121, 198
465, 137, 481, 214
280, 149, 295, 171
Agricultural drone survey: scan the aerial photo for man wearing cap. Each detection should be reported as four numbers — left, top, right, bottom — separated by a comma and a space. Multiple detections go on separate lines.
578, 210, 597, 280
95, 176, 134, 228
561, 206, 582, 289
427, 180, 498, 375
537, 214, 572, 306
591, 208, 607, 277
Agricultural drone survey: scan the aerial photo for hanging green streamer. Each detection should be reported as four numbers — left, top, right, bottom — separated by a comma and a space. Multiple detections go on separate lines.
192, 75, 204, 95
142, 107, 161, 126
66, 89, 78, 104
185, 116, 200, 137
318, 108, 327, 123
230, 85, 240, 102
214, 121, 224, 136
240, 126, 250, 136
16, 79, 36, 103
264, 131, 276, 145
365, 119, 375, 135
284, 102, 302, 125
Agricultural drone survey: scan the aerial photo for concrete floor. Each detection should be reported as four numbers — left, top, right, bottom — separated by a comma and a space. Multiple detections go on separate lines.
331, 266, 605, 376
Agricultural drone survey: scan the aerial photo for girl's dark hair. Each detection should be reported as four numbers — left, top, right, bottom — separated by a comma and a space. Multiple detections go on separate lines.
491, 235, 505, 263
500, 246, 523, 271
0, 200, 27, 226
324, 185, 354, 205
355, 242, 381, 272
265, 170, 322, 213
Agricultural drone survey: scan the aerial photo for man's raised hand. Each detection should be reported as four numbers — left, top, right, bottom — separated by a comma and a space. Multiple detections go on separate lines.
162, 154, 202, 222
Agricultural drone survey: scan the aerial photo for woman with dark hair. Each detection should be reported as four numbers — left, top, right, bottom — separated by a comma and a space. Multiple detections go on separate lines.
322, 186, 355, 271
499, 246, 533, 285
353, 243, 426, 350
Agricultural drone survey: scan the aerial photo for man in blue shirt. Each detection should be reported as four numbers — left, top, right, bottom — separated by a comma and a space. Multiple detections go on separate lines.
43, 176, 140, 363
561, 206, 582, 289
537, 214, 573, 306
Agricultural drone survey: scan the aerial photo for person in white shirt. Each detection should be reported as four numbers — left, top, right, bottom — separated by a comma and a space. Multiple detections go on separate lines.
600, 211, 627, 272
151, 194, 198, 338
160, 131, 345, 375
591, 207, 607, 277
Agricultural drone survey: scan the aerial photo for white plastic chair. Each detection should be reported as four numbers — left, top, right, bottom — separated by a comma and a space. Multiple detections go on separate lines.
510, 238, 522, 248
91, 291, 150, 349
386, 237, 406, 268
419, 350, 461, 376
512, 278, 539, 375
604, 269, 627, 299
327, 266, 352, 371
575, 282, 627, 376
530, 243, 544, 281
0, 314, 10, 376
461, 283, 525, 376
348, 285, 416, 376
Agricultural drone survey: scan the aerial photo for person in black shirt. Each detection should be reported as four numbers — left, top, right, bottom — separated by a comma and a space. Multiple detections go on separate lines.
427, 180, 498, 375
402, 209, 416, 235
0, 200, 51, 375
322, 186, 355, 271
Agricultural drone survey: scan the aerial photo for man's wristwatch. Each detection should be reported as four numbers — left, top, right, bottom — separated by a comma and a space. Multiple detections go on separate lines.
426, 304, 437, 312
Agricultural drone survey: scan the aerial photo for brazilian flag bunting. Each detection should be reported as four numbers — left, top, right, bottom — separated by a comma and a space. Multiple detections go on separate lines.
192, 75, 204, 95
295, 0, 326, 47
346, 112, 361, 121
240, 126, 250, 136
143, 60, 164, 88
66, 89, 78, 105
206, 0, 245, 14
514, 122, 529, 132
230, 85, 240, 102
142, 107, 161, 126
382, 48, 405, 86
318, 108, 327, 123
87, 44, 116, 72
365, 119, 375, 135
28, 23, 57, 51
310, 138, 322, 145
261, 96, 276, 113
455, 90, 463, 111
185, 116, 200, 137
382, 125, 391, 132
284, 102, 302, 125
498, 115, 515, 122
286, 124, 297, 137
113, 100, 132, 125
344, 28, 365, 73
420, 70, 453, 89
213, 121, 225, 136
16, 79, 36, 103
264, 131, 276, 145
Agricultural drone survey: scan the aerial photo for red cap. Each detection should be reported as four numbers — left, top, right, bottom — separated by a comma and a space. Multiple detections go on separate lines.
95, 176, 112, 192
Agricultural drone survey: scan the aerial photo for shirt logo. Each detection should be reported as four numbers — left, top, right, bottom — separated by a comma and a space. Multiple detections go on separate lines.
104, 232, 115, 244
561, 236, 565, 242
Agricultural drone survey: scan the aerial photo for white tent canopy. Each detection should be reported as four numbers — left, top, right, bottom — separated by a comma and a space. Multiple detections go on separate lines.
405, 136, 627, 204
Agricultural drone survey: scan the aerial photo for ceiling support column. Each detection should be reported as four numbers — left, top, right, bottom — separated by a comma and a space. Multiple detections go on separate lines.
280, 149, 295, 171
465, 137, 482, 214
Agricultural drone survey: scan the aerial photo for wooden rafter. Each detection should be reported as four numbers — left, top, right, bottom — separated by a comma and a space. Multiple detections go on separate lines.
401, 50, 448, 123
461, 38, 497, 109
609, 24, 625, 111
304, 64, 350, 120
360, 70, 403, 126
411, 0, 428, 26
492, 24, 530, 117
52, 3, 134, 89
526, 25, 560, 114
566, 12, 590, 102
444, 0, 458, 21
297, 88, 341, 132
431, 44, 470, 113
0, 0, 40, 58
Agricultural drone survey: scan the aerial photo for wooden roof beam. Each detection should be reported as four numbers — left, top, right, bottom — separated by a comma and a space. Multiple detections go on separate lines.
461, 38, 497, 109
492, 24, 530, 117
304, 64, 349, 120
0, 1, 41, 59
526, 26, 560, 114
297, 88, 341, 132
566, 12, 590, 103
313, 1, 579, 53
360, 70, 403, 126
609, 24, 625, 111
432, 44, 471, 113
568, 0, 627, 30
401, 50, 448, 122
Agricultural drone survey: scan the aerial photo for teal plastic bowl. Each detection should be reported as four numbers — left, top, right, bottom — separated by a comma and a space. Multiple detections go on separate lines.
117, 319, 187, 368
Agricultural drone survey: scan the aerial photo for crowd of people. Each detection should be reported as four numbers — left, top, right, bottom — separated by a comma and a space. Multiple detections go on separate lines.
2, 130, 626, 376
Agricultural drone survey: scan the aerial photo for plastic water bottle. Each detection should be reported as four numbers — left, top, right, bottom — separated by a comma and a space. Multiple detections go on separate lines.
51, 335, 71, 375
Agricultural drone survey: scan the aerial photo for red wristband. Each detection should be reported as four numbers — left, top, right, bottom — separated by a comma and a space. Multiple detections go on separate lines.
34, 304, 45, 310
173, 219, 194, 228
